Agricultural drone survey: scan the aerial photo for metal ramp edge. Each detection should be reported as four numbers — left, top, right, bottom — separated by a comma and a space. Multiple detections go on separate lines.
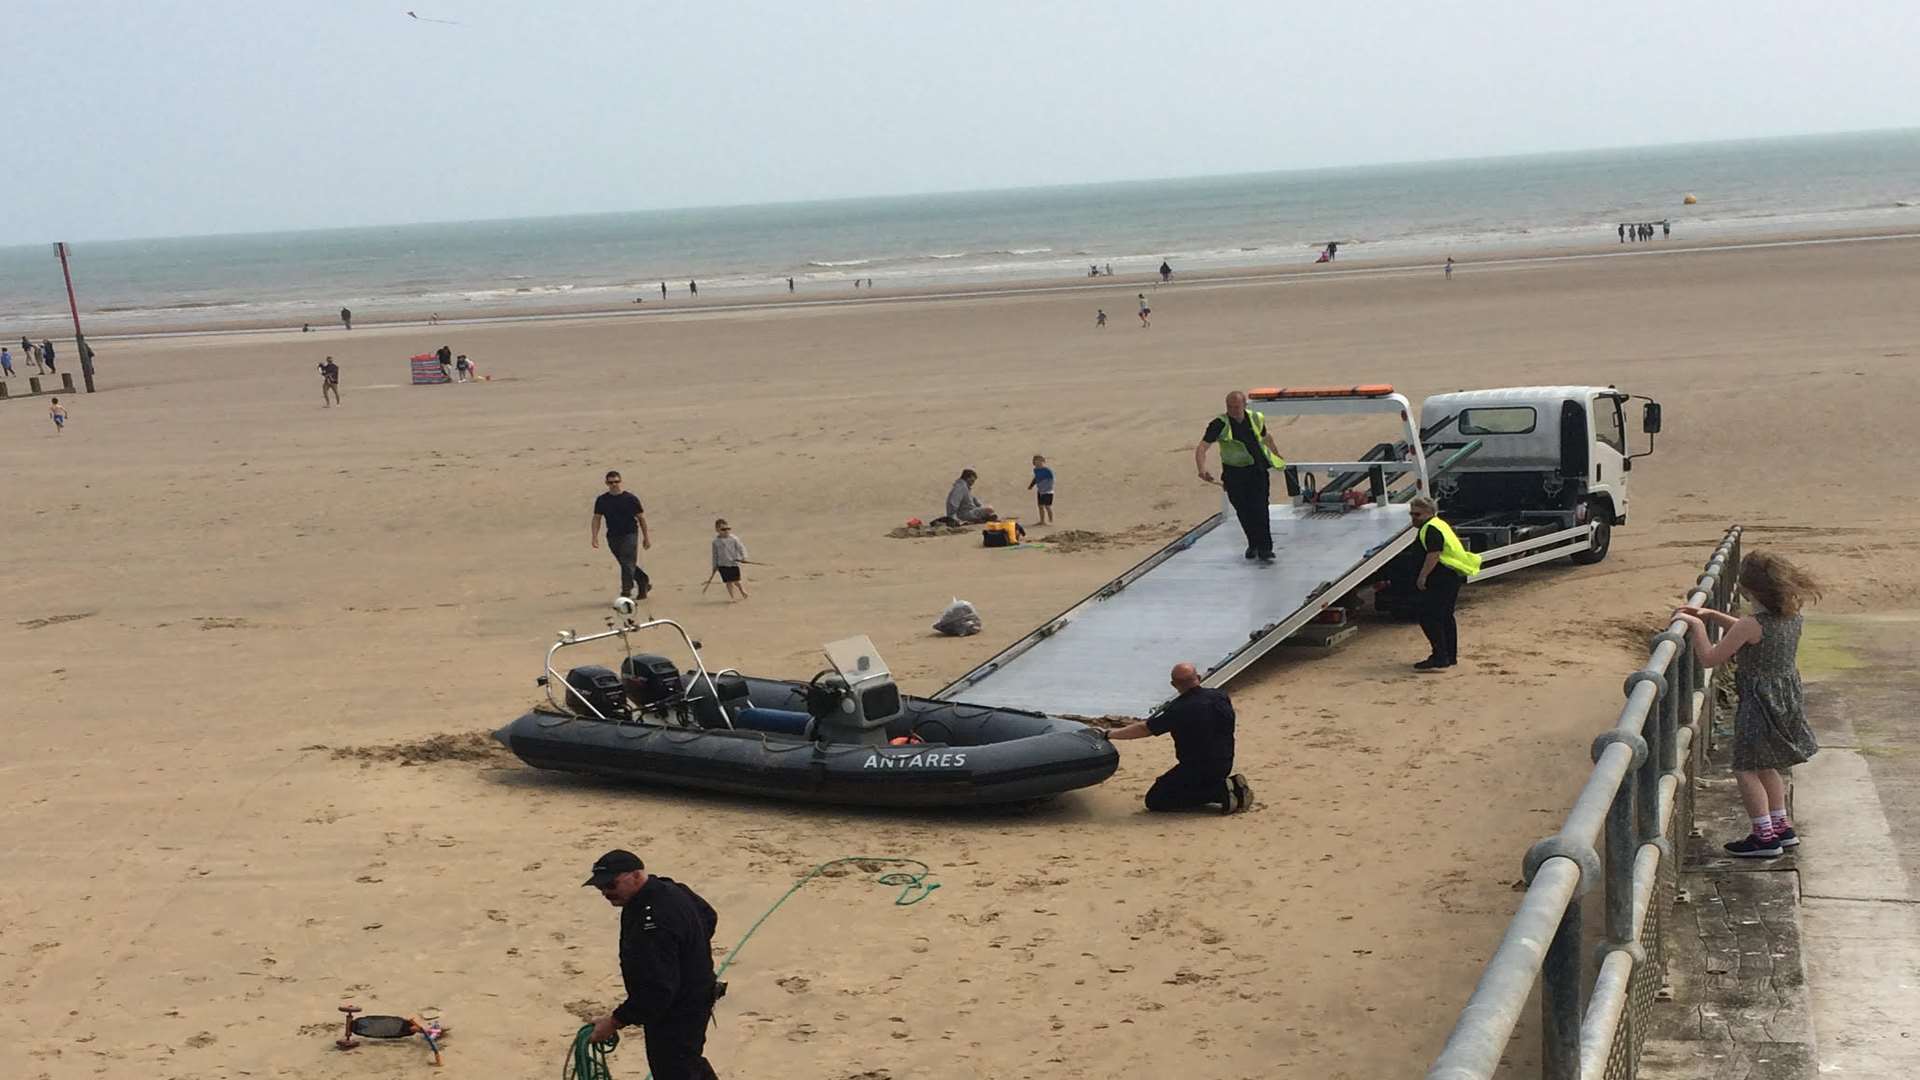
932, 512, 1231, 704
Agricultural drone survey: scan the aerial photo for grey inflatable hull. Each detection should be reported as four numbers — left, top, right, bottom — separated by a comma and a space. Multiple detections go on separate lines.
493, 676, 1118, 808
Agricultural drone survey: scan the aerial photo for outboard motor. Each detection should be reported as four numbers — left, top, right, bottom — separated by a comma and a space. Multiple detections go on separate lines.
621, 654, 684, 711
565, 665, 630, 721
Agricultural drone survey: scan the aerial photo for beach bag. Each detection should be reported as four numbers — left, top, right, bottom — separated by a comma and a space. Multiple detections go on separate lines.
981, 520, 1022, 548
933, 598, 982, 637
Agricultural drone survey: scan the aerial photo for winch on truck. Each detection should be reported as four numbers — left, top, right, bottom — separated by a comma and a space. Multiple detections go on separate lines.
933, 383, 1661, 720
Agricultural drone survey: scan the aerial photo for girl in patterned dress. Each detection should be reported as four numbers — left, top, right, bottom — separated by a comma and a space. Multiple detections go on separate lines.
1672, 551, 1823, 858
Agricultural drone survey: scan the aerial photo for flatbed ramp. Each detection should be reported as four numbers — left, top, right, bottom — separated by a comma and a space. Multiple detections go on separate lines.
934, 502, 1415, 719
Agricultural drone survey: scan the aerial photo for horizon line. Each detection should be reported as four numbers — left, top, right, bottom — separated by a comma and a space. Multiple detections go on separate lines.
4, 123, 1914, 250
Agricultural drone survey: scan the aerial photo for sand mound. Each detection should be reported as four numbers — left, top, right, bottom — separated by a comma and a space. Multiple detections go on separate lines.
885, 523, 976, 539
1034, 521, 1186, 554
328, 731, 510, 766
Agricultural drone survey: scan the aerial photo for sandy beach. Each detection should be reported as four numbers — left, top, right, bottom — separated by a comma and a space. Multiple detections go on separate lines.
4, 231, 1918, 1079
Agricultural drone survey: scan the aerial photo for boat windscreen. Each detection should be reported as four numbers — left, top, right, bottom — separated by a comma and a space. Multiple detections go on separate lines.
824, 634, 891, 686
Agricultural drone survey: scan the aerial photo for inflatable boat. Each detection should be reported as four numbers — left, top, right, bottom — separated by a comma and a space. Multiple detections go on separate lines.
492, 614, 1117, 808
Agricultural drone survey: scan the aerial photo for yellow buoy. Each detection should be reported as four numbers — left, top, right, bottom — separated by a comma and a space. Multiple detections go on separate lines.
1682, 193, 1698, 205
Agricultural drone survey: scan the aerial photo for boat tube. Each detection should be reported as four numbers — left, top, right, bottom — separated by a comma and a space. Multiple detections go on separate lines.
492, 617, 1118, 808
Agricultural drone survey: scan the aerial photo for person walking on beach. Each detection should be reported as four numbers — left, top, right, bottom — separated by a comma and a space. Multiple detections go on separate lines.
1159, 260, 1172, 283
340, 306, 353, 330
1618, 223, 1625, 243
1662, 220, 1671, 238
41, 339, 55, 373
1, 347, 14, 378
1445, 257, 1455, 280
318, 356, 341, 406
661, 282, 668, 299
1196, 390, 1285, 563
1409, 495, 1480, 670
787, 277, 795, 292
592, 470, 652, 600
48, 397, 66, 433
1671, 552, 1823, 858
1095, 308, 1107, 328
710, 518, 750, 600
688, 280, 698, 297
581, 849, 723, 1080
1028, 454, 1056, 525
1105, 662, 1252, 814
1137, 294, 1151, 327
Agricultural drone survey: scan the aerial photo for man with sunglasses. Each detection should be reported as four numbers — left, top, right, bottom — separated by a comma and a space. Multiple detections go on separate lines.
591, 471, 652, 600
583, 850, 723, 1079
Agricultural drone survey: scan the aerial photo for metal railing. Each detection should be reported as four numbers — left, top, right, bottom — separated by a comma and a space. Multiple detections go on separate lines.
1427, 525, 1743, 1080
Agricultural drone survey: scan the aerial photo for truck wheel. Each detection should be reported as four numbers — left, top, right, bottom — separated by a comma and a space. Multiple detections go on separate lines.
1570, 514, 1611, 565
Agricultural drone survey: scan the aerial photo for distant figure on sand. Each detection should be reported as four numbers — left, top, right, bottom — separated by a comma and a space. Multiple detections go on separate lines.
1445, 257, 1454, 279
455, 354, 471, 382
1, 347, 13, 377
1028, 454, 1055, 525
1662, 220, 1671, 238
1104, 662, 1252, 814
41, 339, 55, 373
710, 518, 750, 600
319, 357, 341, 406
436, 344, 455, 382
49, 397, 66, 433
689, 280, 698, 297
1095, 308, 1107, 328
945, 468, 998, 524
1159, 260, 1172, 283
661, 282, 668, 299
788, 277, 795, 292
1618, 223, 1625, 243
340, 306, 353, 330
1137, 294, 1151, 327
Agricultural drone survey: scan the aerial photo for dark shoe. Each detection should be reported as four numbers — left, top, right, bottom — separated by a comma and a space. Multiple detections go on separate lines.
1775, 826, 1799, 848
1245, 547, 1257, 561
1413, 657, 1445, 670
1724, 833, 1783, 858
1226, 774, 1253, 814
1257, 551, 1277, 563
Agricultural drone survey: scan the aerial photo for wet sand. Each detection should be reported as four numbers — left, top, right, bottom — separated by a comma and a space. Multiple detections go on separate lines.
3, 231, 1918, 1078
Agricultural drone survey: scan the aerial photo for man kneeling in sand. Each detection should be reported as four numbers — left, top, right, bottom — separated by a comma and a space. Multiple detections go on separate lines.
944, 468, 998, 524
1106, 662, 1252, 814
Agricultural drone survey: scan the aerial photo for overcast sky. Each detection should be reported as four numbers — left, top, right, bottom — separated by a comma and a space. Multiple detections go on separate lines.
3, 0, 1915, 244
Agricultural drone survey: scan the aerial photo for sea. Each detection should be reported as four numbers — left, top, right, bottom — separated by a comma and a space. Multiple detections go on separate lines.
4, 128, 1917, 336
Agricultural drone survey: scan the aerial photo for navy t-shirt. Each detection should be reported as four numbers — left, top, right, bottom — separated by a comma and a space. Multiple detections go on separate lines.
594, 491, 644, 538
1147, 687, 1236, 777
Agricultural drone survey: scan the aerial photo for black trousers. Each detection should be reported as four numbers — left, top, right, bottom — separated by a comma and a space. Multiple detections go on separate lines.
1419, 568, 1464, 664
643, 1008, 718, 1080
1144, 764, 1231, 812
610, 533, 651, 597
1221, 465, 1273, 556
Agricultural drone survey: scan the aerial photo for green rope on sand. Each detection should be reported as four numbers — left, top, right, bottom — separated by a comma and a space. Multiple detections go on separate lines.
715, 856, 939, 981
565, 1023, 617, 1080
566, 856, 938, 1079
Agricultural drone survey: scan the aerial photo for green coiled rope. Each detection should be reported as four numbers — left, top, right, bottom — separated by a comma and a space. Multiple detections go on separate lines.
562, 856, 938, 1079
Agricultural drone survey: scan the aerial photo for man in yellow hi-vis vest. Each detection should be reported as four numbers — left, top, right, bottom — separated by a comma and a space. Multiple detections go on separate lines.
1194, 390, 1287, 563
1409, 494, 1482, 670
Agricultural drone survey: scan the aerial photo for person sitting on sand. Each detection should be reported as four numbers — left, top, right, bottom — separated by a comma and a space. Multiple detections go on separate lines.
945, 469, 997, 524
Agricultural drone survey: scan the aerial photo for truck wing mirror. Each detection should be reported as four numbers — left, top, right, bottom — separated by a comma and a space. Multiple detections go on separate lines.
1642, 401, 1662, 435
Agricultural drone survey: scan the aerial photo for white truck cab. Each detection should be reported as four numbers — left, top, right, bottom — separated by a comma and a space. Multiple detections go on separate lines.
1417, 385, 1660, 564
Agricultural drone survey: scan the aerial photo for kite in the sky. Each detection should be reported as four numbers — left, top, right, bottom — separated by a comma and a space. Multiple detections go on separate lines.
407, 10, 461, 24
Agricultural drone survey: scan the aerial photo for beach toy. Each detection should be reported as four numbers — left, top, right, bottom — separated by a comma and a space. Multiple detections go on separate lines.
334, 1003, 447, 1066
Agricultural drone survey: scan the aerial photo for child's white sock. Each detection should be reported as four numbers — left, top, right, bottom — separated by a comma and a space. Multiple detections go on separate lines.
1751, 815, 1775, 840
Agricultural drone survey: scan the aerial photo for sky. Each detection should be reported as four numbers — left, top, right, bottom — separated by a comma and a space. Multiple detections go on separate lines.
3, 0, 1916, 244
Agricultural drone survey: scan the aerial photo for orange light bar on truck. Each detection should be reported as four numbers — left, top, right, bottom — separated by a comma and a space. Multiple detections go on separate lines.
1248, 385, 1395, 400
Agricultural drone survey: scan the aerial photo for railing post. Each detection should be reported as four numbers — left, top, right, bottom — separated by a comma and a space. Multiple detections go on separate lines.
1542, 899, 1584, 1080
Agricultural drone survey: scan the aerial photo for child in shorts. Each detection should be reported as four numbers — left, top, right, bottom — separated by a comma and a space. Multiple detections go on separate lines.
711, 518, 750, 600
49, 397, 66, 433
1028, 455, 1055, 524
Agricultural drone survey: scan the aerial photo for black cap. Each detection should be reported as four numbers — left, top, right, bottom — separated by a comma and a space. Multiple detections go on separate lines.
582, 849, 644, 887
